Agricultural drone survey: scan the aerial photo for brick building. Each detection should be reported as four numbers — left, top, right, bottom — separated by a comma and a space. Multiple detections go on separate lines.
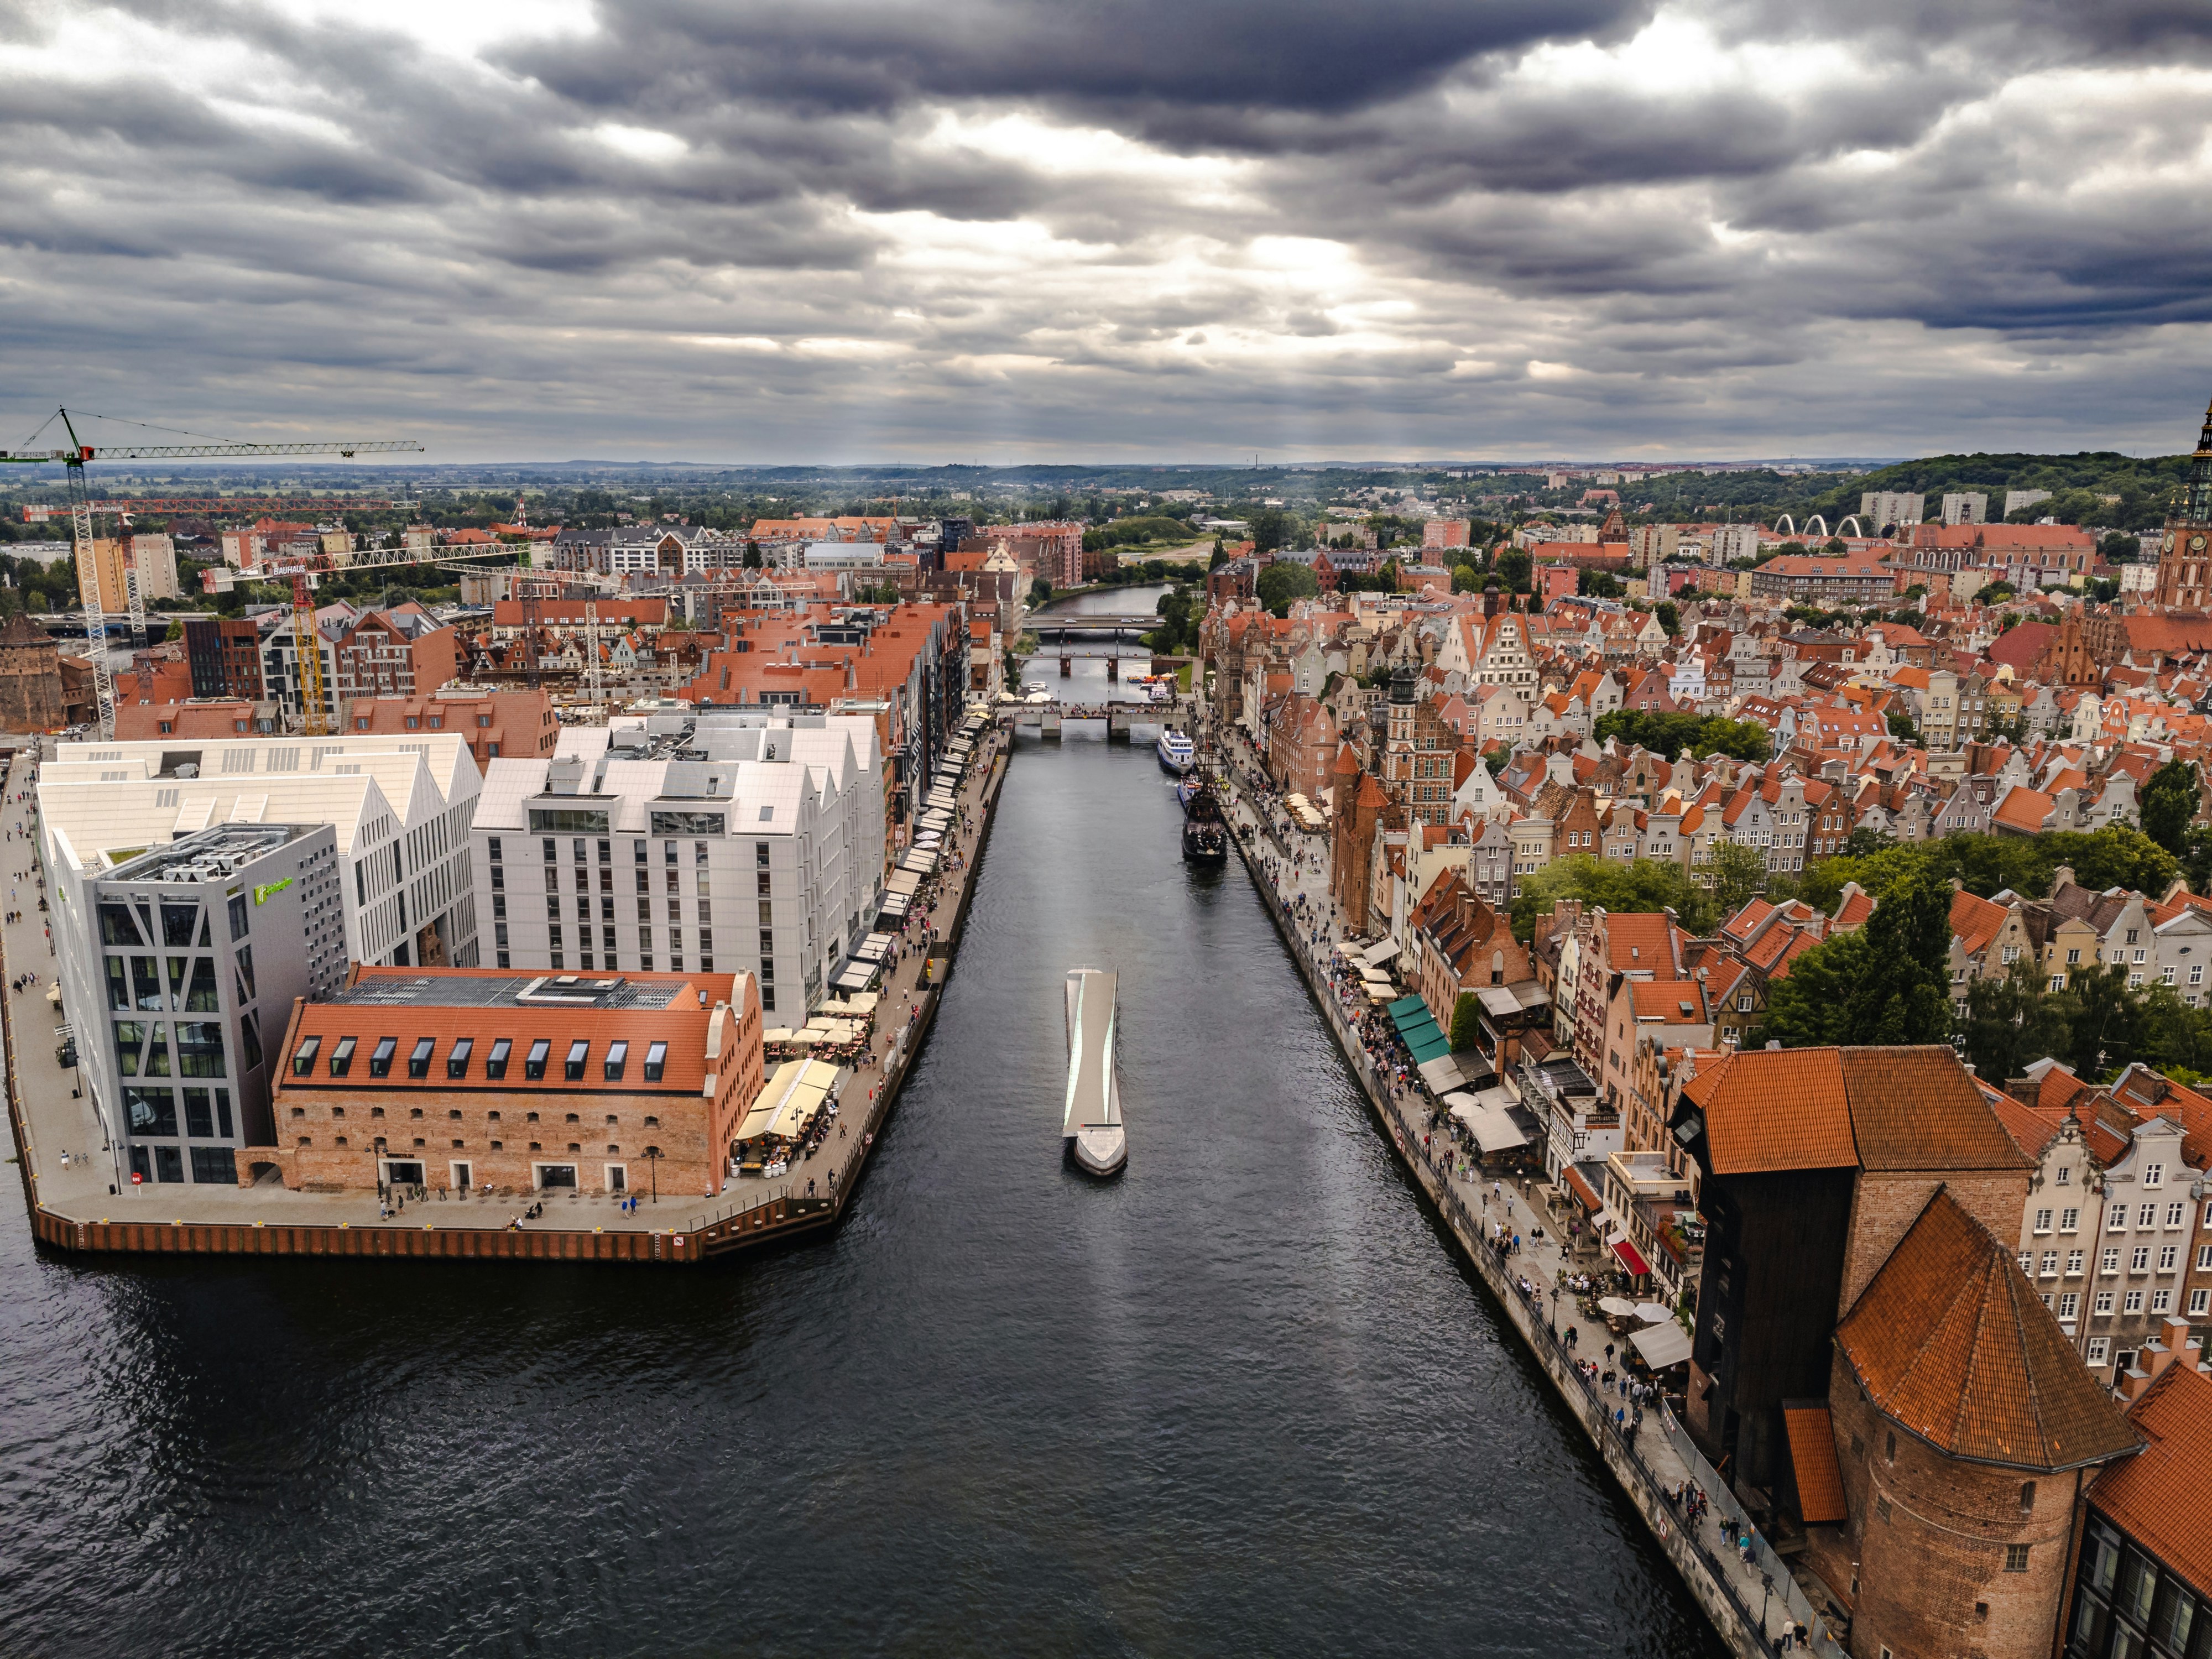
345, 685, 558, 769
333, 604, 460, 703
265, 964, 764, 1199
184, 616, 265, 701
0, 610, 69, 731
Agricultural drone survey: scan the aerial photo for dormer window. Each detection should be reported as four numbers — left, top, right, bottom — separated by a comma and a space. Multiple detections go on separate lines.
525, 1038, 550, 1079
408, 1037, 434, 1078
643, 1041, 667, 1082
368, 1036, 397, 1077
447, 1037, 473, 1078
330, 1036, 357, 1077
486, 1037, 511, 1080
565, 1039, 589, 1081
604, 1040, 628, 1082
292, 1036, 321, 1076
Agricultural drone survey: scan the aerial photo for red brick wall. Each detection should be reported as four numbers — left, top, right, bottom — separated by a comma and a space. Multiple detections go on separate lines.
1841, 1170, 2030, 1317
1830, 1354, 2088, 1659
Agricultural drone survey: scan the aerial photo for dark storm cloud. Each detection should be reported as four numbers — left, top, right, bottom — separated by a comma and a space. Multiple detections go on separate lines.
2, 0, 2209, 461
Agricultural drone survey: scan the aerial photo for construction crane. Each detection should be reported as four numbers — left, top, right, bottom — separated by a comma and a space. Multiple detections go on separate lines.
0, 408, 423, 738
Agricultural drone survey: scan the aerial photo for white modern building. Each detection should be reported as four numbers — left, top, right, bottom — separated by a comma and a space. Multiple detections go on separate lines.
1859, 492, 1926, 531
1942, 492, 1989, 526
469, 711, 885, 1017
40, 729, 486, 972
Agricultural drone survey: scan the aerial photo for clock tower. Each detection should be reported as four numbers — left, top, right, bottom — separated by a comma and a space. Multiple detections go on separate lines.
2151, 396, 2212, 609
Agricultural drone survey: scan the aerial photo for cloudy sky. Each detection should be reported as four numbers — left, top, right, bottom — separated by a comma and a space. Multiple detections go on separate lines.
4, 0, 2211, 465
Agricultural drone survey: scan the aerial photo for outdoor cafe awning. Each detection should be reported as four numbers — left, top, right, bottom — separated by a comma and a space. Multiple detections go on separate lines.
1406, 1031, 1452, 1064
1630, 1321, 1694, 1370
737, 1058, 841, 1142
1362, 938, 1401, 967
1387, 994, 1427, 1020
878, 892, 913, 920
853, 931, 895, 961
886, 869, 921, 895
1613, 1238, 1652, 1276
1417, 1055, 1465, 1093
830, 959, 881, 993
828, 990, 879, 1015
1449, 1087, 1528, 1152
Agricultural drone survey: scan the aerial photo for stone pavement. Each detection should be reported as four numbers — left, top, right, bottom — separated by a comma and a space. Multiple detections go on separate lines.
1199, 709, 1843, 1657
4, 723, 1013, 1242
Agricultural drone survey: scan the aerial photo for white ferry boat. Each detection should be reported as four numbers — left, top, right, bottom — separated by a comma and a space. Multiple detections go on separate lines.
1156, 729, 1194, 773
1063, 968, 1127, 1177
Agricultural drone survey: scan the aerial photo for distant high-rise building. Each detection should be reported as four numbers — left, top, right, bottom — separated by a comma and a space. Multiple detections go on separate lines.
2152, 397, 2212, 611
2004, 488, 2053, 518
1942, 492, 1988, 525
1859, 491, 1924, 532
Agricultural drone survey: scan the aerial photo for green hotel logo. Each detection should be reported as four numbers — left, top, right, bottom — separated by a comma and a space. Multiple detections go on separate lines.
253, 877, 293, 906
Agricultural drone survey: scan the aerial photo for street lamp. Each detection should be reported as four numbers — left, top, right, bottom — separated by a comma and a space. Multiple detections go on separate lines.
643, 1145, 660, 1203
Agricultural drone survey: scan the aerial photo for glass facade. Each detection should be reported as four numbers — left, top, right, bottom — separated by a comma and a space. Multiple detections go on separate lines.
2067, 1515, 2211, 1659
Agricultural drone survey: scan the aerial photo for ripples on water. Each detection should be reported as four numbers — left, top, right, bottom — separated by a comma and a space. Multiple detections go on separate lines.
0, 740, 1723, 1658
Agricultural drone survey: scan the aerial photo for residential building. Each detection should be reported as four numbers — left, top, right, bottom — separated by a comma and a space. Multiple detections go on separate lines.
183, 617, 265, 702
1942, 491, 1989, 525
333, 604, 460, 703
267, 963, 764, 1199
345, 686, 559, 771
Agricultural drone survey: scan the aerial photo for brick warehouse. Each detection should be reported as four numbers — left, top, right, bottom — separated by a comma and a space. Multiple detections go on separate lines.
258, 965, 764, 1198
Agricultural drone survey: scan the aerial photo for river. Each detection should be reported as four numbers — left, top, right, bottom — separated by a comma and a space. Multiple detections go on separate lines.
0, 739, 1723, 1658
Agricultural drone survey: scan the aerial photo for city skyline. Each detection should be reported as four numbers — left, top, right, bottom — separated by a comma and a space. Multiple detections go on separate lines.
5, 0, 2212, 463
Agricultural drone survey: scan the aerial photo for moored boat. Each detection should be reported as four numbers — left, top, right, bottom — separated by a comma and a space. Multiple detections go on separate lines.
1181, 778, 1228, 864
1156, 728, 1195, 773
1063, 968, 1126, 1177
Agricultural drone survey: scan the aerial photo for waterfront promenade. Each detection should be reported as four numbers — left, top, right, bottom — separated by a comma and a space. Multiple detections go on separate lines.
1203, 714, 1843, 1659
1, 722, 1013, 1261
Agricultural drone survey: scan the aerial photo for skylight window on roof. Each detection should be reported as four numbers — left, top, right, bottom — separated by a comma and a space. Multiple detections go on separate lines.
292, 1035, 320, 1076
330, 1035, 357, 1077
565, 1039, 589, 1081
643, 1040, 667, 1082
486, 1037, 511, 1079
369, 1036, 398, 1077
409, 1037, 435, 1078
604, 1040, 627, 1081
447, 1037, 474, 1079
525, 1038, 551, 1079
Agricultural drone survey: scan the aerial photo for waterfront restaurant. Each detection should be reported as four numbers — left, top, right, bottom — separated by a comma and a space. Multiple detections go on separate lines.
263, 965, 764, 1197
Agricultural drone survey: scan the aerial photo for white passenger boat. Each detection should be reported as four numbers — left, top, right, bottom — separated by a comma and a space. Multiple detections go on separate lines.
1063, 968, 1127, 1177
1156, 728, 1194, 773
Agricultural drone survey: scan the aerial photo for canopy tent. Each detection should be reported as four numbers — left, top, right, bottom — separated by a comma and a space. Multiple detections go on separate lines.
852, 932, 895, 962
1634, 1303, 1674, 1324
830, 959, 881, 993
1364, 984, 1396, 1003
760, 1027, 802, 1046
1613, 1238, 1652, 1276
1386, 994, 1428, 1020
1449, 1086, 1527, 1152
1417, 1055, 1466, 1093
1358, 965, 1393, 985
827, 990, 879, 1015
899, 848, 940, 876
737, 1058, 841, 1142
877, 891, 914, 922
1390, 1003, 1440, 1036
886, 869, 922, 895
1630, 1321, 1694, 1370
1363, 938, 1401, 967
1405, 1031, 1452, 1065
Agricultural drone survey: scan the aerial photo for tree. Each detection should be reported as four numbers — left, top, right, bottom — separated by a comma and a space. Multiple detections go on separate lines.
1495, 549, 1532, 592
1209, 537, 1228, 568
1450, 992, 1482, 1052
742, 540, 763, 568
1756, 930, 1871, 1048
1250, 507, 1290, 554
1959, 964, 2075, 1084
1707, 842, 1770, 920
1887, 709, 1920, 743
1255, 560, 1319, 617
2139, 759, 2198, 857
1837, 868, 1954, 1045
1509, 853, 1718, 942
1451, 563, 1481, 593
1655, 601, 1680, 637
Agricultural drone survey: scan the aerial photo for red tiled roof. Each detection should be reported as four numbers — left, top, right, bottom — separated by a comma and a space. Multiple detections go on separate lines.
2087, 1363, 2212, 1596
1834, 1189, 2141, 1472
1679, 1046, 2027, 1175
1784, 1404, 1848, 1524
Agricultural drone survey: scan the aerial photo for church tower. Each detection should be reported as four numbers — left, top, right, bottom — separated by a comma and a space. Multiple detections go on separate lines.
2150, 396, 2212, 610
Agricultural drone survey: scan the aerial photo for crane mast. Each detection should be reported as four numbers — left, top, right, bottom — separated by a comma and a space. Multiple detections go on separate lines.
0, 408, 423, 738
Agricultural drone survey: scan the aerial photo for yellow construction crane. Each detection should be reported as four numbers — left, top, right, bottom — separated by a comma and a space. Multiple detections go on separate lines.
1, 407, 424, 737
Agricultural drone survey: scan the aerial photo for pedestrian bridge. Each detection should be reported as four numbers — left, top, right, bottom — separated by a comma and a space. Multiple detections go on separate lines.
1027, 613, 1161, 638
1011, 699, 1188, 739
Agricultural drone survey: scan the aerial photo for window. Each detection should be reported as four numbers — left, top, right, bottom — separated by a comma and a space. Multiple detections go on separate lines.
408, 1037, 434, 1078
368, 1036, 397, 1077
330, 1035, 357, 1076
486, 1037, 512, 1080
2124, 1291, 2144, 1314
2034, 1208, 2052, 1234
2059, 1292, 2079, 1318
2004, 1545, 2029, 1573
565, 1039, 589, 1081
2152, 1290, 2172, 1314
2061, 1206, 2079, 1232
524, 1039, 551, 1079
2095, 1291, 2115, 1314
2067, 1250, 2084, 1275
2146, 1163, 2164, 1188
2103, 1248, 2121, 1274
2087, 1338, 2109, 1364
2190, 1289, 2210, 1316
2040, 1251, 2058, 1277
2132, 1246, 2151, 1272
446, 1038, 473, 1078
2109, 1208, 2128, 1232
2165, 1202, 2186, 1228
643, 1040, 666, 1082
488, 837, 502, 864
292, 1036, 321, 1076
2158, 1246, 2178, 1271
604, 1040, 627, 1082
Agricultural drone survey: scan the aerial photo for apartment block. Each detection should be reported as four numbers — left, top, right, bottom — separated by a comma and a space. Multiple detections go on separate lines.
469, 711, 885, 1017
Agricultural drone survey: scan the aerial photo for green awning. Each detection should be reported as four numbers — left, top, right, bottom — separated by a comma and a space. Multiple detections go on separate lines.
1387, 995, 1428, 1019
1407, 1032, 1453, 1063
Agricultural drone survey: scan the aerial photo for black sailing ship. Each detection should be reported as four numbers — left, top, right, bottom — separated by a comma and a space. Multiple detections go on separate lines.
1181, 775, 1229, 864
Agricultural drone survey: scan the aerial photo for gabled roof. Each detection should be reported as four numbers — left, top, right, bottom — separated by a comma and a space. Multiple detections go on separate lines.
2087, 1362, 2212, 1596
1834, 1189, 2141, 1472
1679, 1046, 2029, 1175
